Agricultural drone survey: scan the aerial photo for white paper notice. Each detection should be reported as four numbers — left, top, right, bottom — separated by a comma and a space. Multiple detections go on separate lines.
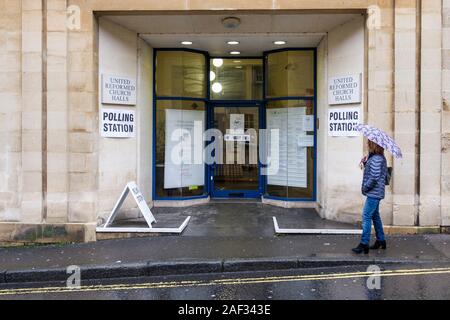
230, 114, 245, 133
298, 135, 314, 147
266, 107, 309, 188
328, 107, 361, 137
302, 115, 315, 132
100, 108, 135, 138
164, 109, 205, 189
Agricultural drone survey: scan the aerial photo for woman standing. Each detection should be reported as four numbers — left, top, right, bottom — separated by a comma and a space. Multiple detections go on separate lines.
352, 140, 388, 254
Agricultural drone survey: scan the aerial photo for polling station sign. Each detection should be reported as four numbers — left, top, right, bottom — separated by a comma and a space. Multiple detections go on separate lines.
328, 107, 361, 137
101, 108, 136, 138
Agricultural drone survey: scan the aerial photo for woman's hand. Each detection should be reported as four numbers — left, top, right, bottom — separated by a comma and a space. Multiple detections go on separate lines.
359, 155, 368, 169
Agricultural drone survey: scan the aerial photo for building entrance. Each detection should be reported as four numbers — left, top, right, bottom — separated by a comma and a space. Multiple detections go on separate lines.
153, 49, 317, 202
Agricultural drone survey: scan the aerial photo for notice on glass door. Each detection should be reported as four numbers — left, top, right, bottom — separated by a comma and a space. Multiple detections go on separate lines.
266, 107, 309, 188
230, 114, 245, 133
164, 109, 205, 189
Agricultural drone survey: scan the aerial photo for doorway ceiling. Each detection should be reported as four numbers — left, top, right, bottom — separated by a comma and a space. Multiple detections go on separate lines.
103, 12, 362, 56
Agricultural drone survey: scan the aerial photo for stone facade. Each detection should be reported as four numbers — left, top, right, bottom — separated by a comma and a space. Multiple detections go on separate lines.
0, 0, 448, 243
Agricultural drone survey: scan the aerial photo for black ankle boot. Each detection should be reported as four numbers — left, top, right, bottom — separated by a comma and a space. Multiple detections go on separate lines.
370, 240, 387, 250
352, 243, 369, 254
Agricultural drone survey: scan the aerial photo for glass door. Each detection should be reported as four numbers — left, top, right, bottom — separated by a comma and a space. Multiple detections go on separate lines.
210, 105, 261, 198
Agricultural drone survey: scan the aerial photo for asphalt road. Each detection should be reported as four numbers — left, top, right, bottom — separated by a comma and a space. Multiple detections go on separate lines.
1, 263, 449, 300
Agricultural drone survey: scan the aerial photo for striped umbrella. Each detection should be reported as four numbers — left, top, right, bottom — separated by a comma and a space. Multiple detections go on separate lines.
356, 124, 403, 159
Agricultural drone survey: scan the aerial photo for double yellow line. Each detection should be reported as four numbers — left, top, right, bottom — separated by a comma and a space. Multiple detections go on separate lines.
0, 266, 449, 296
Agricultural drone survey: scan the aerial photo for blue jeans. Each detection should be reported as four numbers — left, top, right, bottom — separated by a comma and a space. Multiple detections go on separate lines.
361, 197, 386, 245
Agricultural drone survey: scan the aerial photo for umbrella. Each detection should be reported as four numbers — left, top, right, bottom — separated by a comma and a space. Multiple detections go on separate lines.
356, 124, 403, 159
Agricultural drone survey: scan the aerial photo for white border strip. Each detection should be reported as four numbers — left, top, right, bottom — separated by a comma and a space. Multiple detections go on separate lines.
97, 217, 191, 234
273, 217, 362, 235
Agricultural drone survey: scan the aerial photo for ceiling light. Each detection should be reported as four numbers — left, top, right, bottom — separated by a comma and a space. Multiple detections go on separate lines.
210, 71, 216, 81
212, 58, 223, 67
212, 82, 223, 93
273, 40, 286, 45
235, 66, 243, 69
233, 60, 241, 63
229, 51, 241, 55
181, 41, 193, 45
227, 41, 240, 45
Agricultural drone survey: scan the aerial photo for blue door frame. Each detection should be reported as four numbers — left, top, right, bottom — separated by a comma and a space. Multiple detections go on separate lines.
208, 101, 264, 198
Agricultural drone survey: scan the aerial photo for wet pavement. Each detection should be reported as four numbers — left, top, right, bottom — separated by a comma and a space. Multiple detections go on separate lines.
1, 262, 449, 300
0, 203, 449, 284
111, 202, 360, 237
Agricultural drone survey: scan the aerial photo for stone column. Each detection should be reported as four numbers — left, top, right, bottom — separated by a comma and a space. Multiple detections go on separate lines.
67, 0, 98, 223
46, 0, 69, 223
392, 0, 419, 226
441, 0, 450, 226
0, 0, 26, 222
419, 0, 442, 226
366, 1, 395, 225
21, 0, 45, 223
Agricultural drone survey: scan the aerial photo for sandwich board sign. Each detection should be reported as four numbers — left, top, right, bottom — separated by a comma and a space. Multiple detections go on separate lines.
96, 181, 190, 233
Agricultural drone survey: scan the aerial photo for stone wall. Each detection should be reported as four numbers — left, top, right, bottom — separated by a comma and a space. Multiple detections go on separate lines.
318, 16, 367, 224
97, 18, 153, 222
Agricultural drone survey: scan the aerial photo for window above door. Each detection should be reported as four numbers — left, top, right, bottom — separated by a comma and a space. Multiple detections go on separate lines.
210, 58, 263, 101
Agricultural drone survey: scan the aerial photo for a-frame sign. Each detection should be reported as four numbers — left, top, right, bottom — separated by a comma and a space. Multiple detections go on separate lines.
96, 181, 190, 233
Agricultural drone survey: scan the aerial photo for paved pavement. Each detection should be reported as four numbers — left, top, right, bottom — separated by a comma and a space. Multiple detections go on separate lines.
1, 263, 449, 299
0, 203, 449, 284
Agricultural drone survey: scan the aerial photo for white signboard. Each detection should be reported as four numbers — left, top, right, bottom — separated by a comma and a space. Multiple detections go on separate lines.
164, 109, 205, 189
328, 74, 361, 105
266, 107, 309, 188
101, 74, 137, 105
328, 107, 361, 137
101, 108, 136, 138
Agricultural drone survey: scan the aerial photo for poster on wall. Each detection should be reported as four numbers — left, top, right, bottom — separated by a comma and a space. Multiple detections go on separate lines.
100, 108, 136, 138
328, 74, 361, 105
328, 107, 361, 137
164, 109, 205, 189
101, 74, 137, 105
266, 107, 310, 188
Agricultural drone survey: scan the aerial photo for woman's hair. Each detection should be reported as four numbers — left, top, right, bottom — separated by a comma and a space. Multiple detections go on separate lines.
368, 140, 384, 155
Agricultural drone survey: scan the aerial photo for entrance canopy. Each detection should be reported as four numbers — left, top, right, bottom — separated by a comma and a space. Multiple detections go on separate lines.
101, 12, 362, 56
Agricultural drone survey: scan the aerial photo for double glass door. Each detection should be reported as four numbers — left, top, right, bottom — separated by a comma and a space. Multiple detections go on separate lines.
210, 105, 261, 198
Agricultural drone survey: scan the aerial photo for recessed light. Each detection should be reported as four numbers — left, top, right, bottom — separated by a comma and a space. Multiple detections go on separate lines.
273, 40, 286, 45
212, 82, 223, 93
181, 41, 193, 45
227, 41, 240, 45
229, 51, 241, 55
235, 66, 243, 69
212, 58, 223, 67
233, 60, 241, 63
210, 71, 216, 81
